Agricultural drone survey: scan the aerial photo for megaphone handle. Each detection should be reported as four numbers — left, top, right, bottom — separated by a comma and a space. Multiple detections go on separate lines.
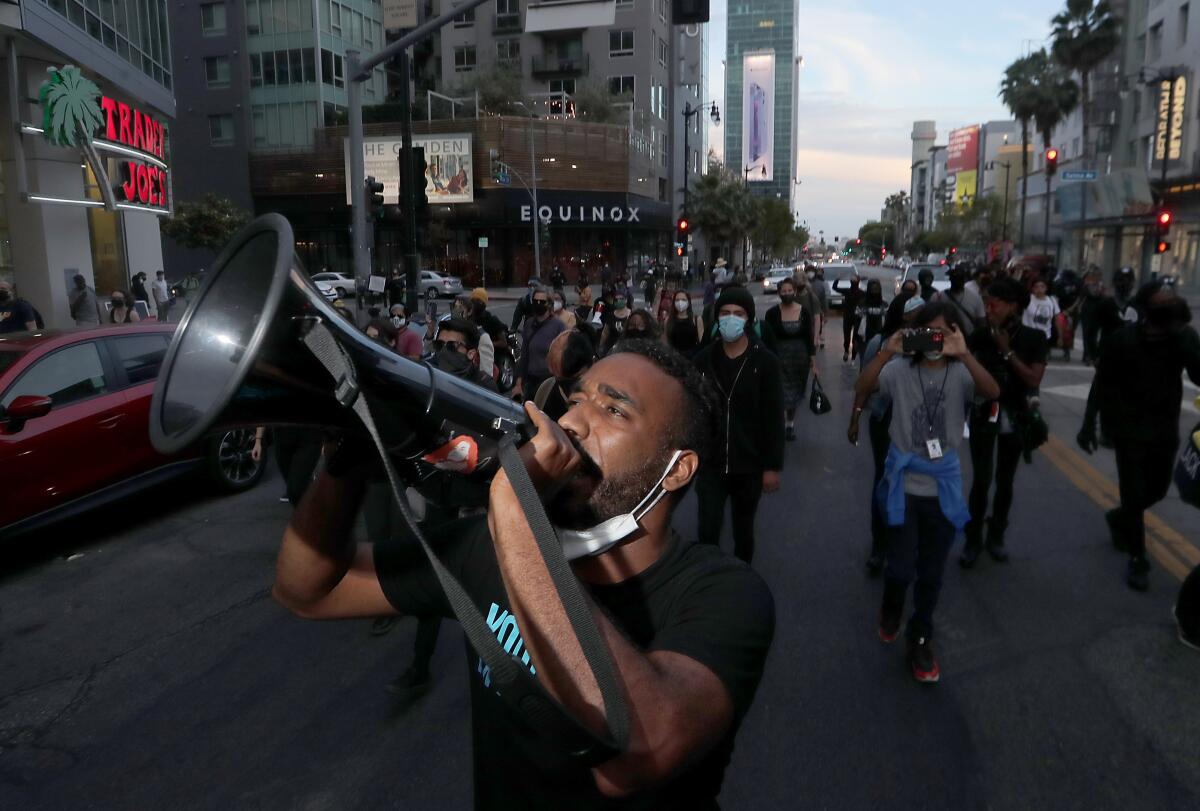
302, 322, 627, 763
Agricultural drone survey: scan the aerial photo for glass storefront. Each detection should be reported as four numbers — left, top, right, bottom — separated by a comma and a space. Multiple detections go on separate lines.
83, 165, 128, 297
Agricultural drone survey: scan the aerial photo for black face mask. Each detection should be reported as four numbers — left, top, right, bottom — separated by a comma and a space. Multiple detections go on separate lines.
532, 300, 549, 316
780, 294, 796, 305
111, 298, 125, 309
1145, 303, 1183, 330
0, 290, 10, 303
436, 348, 473, 376
624, 328, 649, 340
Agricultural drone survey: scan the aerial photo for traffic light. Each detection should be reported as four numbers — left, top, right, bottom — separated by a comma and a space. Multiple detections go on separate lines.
1045, 148, 1059, 177
855, 238, 862, 245
672, 0, 709, 25
1155, 209, 1173, 254
365, 176, 385, 219
949, 246, 958, 257
676, 245, 685, 257
676, 216, 690, 247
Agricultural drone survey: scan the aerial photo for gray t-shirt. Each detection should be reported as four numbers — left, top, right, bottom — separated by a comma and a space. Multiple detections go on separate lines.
877, 358, 975, 496
935, 287, 985, 324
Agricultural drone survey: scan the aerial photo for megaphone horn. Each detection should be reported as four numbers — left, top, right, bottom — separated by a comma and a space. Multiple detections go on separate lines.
149, 214, 530, 466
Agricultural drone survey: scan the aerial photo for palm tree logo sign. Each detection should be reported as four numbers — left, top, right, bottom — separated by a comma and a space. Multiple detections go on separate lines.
38, 65, 105, 148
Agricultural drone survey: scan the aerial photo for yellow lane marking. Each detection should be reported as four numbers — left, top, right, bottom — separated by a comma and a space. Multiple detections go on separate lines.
1040, 436, 1195, 581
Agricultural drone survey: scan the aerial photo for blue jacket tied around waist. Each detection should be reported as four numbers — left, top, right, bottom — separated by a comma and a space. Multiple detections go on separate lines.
876, 444, 971, 531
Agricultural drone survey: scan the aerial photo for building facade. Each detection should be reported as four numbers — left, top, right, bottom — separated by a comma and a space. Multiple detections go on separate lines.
0, 0, 175, 329
725, 1, 797, 206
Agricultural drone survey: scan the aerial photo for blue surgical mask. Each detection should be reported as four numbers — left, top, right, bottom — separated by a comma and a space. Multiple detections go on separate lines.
718, 314, 747, 343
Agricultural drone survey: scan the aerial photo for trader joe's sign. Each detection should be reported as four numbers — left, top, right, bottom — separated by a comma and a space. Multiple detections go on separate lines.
38, 65, 170, 211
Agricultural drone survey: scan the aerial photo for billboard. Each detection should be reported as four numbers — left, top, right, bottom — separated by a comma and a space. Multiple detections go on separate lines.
742, 52, 776, 182
946, 125, 980, 174
1154, 75, 1187, 164
953, 170, 978, 205
345, 134, 474, 205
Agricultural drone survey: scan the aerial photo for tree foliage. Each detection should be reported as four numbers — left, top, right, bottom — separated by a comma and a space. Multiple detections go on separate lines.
688, 167, 756, 249
161, 194, 253, 252
571, 80, 624, 124
1051, 0, 1121, 162
448, 69, 530, 116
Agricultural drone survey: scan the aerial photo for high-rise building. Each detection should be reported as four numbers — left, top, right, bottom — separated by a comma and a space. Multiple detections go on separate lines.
0, 0, 176, 327
725, 2, 797, 205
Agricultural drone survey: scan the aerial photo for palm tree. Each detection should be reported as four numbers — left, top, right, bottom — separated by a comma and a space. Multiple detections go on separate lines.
1029, 50, 1080, 251
999, 53, 1042, 248
1051, 0, 1122, 166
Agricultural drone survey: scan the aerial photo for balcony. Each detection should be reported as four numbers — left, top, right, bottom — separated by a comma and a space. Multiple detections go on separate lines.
531, 53, 589, 77
493, 13, 522, 34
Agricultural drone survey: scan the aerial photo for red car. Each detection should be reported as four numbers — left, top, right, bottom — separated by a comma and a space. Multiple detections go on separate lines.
0, 323, 264, 541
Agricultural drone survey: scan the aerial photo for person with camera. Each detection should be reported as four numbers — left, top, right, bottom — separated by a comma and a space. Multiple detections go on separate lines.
960, 277, 1048, 568
693, 286, 785, 564
1078, 282, 1200, 592
854, 303, 1000, 682
272, 340, 775, 808
849, 295, 924, 577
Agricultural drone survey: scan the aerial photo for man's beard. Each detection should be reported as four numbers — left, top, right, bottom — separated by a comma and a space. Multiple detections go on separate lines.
547, 443, 673, 530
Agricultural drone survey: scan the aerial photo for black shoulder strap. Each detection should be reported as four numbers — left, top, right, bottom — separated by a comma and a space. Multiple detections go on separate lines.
302, 323, 629, 765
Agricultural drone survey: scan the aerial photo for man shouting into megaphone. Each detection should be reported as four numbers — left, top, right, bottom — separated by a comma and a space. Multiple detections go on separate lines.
272, 339, 775, 809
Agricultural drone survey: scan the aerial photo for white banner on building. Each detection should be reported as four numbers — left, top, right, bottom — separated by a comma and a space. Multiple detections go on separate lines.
345, 134, 474, 205
742, 52, 776, 182
382, 0, 417, 30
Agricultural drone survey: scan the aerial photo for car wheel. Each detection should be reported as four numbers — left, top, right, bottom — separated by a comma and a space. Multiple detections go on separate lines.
425, 287, 438, 301
206, 428, 266, 493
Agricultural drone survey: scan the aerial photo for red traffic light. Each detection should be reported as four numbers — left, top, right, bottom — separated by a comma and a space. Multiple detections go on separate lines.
678, 218, 690, 232
1046, 148, 1058, 161
1157, 210, 1172, 227
855, 238, 862, 244
1045, 148, 1059, 176
1156, 240, 1172, 255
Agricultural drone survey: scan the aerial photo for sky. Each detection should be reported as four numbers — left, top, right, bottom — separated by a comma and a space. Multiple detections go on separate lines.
706, 0, 1061, 241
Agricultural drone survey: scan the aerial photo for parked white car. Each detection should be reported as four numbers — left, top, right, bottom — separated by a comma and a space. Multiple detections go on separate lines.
762, 267, 794, 293
313, 280, 339, 301
821, 263, 858, 309
311, 272, 356, 298
894, 264, 952, 297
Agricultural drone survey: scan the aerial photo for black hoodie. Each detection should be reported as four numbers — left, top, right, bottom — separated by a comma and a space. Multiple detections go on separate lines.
694, 338, 785, 475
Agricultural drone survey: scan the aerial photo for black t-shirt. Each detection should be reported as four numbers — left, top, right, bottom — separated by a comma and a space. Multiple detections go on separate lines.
375, 516, 775, 810
968, 323, 1048, 412
0, 298, 37, 333
1093, 324, 1200, 443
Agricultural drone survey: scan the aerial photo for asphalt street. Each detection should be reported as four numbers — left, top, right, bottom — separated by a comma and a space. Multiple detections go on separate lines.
2, 289, 1199, 809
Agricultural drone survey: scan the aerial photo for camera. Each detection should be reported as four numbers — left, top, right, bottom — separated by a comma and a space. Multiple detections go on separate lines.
902, 328, 944, 356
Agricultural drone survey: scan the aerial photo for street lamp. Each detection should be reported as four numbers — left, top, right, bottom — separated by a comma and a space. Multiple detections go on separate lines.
513, 101, 544, 280
680, 100, 720, 215
986, 160, 1013, 243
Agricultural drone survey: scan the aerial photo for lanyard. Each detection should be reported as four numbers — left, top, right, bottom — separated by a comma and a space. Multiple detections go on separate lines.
916, 363, 950, 439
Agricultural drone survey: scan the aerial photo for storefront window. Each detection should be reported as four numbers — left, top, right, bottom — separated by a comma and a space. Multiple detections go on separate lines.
82, 165, 128, 297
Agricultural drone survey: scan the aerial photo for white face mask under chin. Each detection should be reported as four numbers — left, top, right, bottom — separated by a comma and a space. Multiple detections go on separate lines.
557, 450, 683, 561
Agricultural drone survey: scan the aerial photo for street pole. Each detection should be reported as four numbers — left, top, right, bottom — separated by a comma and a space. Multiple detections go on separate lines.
399, 49, 421, 317
529, 118, 542, 281
346, 0, 492, 310
1001, 163, 1011, 243
347, 50, 368, 309
1043, 167, 1052, 258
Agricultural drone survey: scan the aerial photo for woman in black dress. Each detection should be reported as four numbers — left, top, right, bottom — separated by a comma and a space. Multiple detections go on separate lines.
664, 289, 703, 358
762, 277, 816, 442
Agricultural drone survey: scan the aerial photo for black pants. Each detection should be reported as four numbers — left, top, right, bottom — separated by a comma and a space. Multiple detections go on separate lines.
274, 428, 322, 506
842, 315, 860, 356
1081, 314, 1101, 362
1112, 437, 1178, 559
868, 415, 891, 559
966, 420, 1023, 546
696, 472, 764, 564
883, 495, 957, 639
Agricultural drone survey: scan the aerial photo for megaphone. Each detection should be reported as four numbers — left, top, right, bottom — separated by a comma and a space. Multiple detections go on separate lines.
149, 214, 530, 466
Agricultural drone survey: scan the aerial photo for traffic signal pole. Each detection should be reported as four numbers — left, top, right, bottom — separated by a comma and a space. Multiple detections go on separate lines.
345, 0, 491, 313
398, 50, 421, 317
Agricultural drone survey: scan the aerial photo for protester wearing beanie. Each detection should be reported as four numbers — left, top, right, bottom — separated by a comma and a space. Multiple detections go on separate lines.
692, 285, 785, 565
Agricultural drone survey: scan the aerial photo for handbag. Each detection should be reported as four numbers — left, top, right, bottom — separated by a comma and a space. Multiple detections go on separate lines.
809, 377, 832, 416
1174, 422, 1200, 509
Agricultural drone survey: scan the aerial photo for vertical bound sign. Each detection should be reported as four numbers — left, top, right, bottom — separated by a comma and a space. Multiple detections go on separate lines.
1155, 76, 1187, 163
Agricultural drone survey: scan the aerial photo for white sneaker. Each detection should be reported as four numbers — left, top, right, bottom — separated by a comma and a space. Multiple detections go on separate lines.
1174, 606, 1200, 652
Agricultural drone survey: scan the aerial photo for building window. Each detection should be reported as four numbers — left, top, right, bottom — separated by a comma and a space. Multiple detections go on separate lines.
609, 30, 634, 57
1148, 22, 1162, 60
321, 49, 345, 87
497, 39, 520, 69
659, 177, 668, 201
651, 81, 665, 119
246, 0, 262, 34
250, 53, 262, 86
656, 35, 667, 66
204, 55, 231, 88
608, 75, 635, 97
201, 2, 227, 36
1182, 4, 1190, 46
658, 0, 667, 22
497, 0, 520, 30
616, 0, 633, 9
209, 114, 234, 146
659, 130, 668, 167
454, 45, 477, 72
330, 1, 342, 34
454, 4, 476, 27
